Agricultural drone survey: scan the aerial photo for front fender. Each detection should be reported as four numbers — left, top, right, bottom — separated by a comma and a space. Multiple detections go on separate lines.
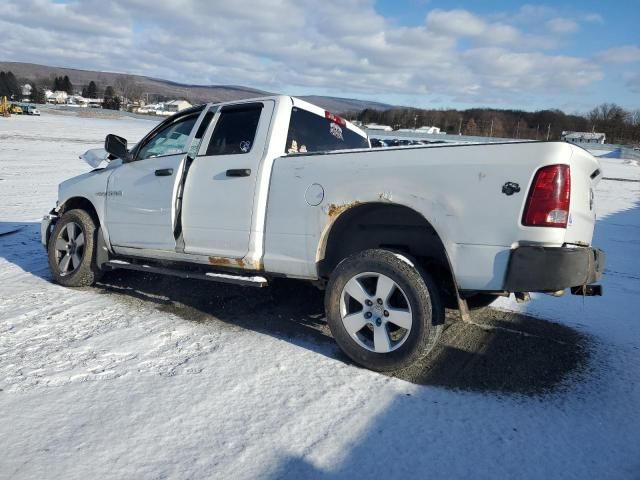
56, 168, 114, 248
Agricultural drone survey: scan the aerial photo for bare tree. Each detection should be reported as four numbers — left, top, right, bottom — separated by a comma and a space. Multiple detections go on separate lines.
114, 75, 142, 102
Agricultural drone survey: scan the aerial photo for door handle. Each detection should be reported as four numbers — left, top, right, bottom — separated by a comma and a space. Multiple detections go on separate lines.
155, 168, 173, 176
226, 169, 251, 177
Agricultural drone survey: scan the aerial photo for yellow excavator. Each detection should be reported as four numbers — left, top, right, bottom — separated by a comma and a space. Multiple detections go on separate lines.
0, 96, 10, 117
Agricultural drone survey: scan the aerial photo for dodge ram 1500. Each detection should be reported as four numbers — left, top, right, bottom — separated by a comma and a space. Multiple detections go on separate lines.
42, 96, 604, 371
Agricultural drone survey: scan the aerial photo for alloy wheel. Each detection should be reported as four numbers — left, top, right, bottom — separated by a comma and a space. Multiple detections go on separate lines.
339, 272, 413, 353
54, 222, 85, 276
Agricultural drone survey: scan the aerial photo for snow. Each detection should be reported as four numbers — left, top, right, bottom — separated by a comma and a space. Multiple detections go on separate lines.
1, 112, 639, 479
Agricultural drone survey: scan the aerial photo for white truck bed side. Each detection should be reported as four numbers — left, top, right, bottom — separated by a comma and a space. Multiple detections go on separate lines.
264, 141, 599, 290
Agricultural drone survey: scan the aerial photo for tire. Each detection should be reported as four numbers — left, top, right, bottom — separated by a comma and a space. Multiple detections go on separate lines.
325, 249, 444, 372
48, 209, 102, 287
465, 293, 499, 310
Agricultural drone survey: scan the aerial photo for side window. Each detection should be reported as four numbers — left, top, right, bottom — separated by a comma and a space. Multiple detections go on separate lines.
136, 114, 199, 161
205, 104, 263, 156
286, 108, 369, 154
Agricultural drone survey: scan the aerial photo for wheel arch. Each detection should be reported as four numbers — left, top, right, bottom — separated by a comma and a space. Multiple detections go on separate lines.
317, 202, 457, 299
58, 196, 100, 226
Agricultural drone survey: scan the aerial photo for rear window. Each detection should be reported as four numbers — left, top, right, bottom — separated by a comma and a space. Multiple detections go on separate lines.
286, 108, 369, 154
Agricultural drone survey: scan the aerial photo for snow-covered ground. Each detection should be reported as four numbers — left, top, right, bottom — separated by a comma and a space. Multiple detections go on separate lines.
1, 111, 639, 479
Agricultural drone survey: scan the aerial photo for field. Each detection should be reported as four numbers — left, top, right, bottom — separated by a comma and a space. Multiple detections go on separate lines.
1, 111, 639, 479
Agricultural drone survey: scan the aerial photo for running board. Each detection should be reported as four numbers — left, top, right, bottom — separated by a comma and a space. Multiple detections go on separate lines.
103, 260, 268, 287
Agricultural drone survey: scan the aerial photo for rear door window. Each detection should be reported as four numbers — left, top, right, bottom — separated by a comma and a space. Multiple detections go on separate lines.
286, 107, 369, 154
205, 104, 263, 156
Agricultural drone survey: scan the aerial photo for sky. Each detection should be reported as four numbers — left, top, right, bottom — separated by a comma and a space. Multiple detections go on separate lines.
1, 0, 639, 112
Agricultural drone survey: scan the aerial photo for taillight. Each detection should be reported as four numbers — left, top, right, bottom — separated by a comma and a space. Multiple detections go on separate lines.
325, 111, 347, 127
522, 164, 571, 228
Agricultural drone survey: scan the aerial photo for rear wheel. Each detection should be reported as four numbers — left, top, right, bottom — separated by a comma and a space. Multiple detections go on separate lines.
48, 209, 102, 287
325, 249, 443, 371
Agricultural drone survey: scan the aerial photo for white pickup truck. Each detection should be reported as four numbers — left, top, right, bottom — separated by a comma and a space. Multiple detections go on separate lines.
42, 95, 604, 371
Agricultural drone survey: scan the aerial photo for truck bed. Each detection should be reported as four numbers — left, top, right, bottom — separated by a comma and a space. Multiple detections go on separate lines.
264, 141, 601, 290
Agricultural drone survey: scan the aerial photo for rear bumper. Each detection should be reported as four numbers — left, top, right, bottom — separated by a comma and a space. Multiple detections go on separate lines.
503, 246, 605, 292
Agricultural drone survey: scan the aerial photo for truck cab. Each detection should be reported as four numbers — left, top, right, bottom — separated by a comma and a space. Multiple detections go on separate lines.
82, 96, 367, 268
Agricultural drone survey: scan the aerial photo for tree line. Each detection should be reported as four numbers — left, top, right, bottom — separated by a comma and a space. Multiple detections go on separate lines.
346, 103, 640, 144
53, 75, 73, 94
0, 71, 21, 98
0, 71, 125, 110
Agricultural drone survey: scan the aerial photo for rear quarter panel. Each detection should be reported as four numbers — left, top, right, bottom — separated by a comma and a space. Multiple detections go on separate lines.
264, 141, 577, 288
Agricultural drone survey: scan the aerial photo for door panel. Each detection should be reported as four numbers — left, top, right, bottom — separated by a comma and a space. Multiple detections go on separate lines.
105, 108, 210, 251
181, 101, 274, 258
106, 154, 187, 250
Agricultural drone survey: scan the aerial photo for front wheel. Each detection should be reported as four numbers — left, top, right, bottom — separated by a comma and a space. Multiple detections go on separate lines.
48, 209, 102, 287
325, 249, 443, 372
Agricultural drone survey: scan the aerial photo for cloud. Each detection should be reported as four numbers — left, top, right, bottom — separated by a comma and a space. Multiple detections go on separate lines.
516, 4, 556, 19
545, 18, 579, 34
583, 13, 604, 24
596, 45, 640, 64
424, 8, 551, 48
463, 48, 602, 91
3, 0, 130, 38
426, 9, 488, 37
506, 6, 602, 32
0, 0, 609, 105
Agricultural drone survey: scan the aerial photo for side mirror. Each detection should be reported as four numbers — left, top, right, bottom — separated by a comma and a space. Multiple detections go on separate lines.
105, 134, 131, 161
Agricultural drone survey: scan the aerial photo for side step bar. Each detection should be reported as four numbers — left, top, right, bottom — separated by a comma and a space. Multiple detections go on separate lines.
103, 260, 268, 288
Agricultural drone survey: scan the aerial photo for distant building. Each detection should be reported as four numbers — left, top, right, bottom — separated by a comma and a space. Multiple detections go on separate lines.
65, 95, 103, 107
65, 95, 84, 106
397, 126, 443, 134
562, 131, 606, 145
417, 126, 442, 134
46, 90, 68, 104
366, 123, 393, 132
125, 100, 142, 112
164, 100, 192, 113
135, 100, 191, 116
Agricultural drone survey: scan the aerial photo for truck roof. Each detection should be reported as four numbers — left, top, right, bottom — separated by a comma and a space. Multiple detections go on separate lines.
203, 95, 368, 139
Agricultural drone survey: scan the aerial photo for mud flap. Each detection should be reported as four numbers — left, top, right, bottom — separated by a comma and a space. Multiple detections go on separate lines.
96, 227, 111, 270
455, 287, 472, 323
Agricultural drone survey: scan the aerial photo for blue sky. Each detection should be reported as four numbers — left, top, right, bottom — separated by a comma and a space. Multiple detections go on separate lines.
371, 0, 640, 111
2, 0, 639, 112
390, 1, 637, 60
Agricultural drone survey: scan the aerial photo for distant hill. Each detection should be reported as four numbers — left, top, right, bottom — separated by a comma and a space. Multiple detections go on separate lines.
299, 95, 391, 114
0, 61, 391, 113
